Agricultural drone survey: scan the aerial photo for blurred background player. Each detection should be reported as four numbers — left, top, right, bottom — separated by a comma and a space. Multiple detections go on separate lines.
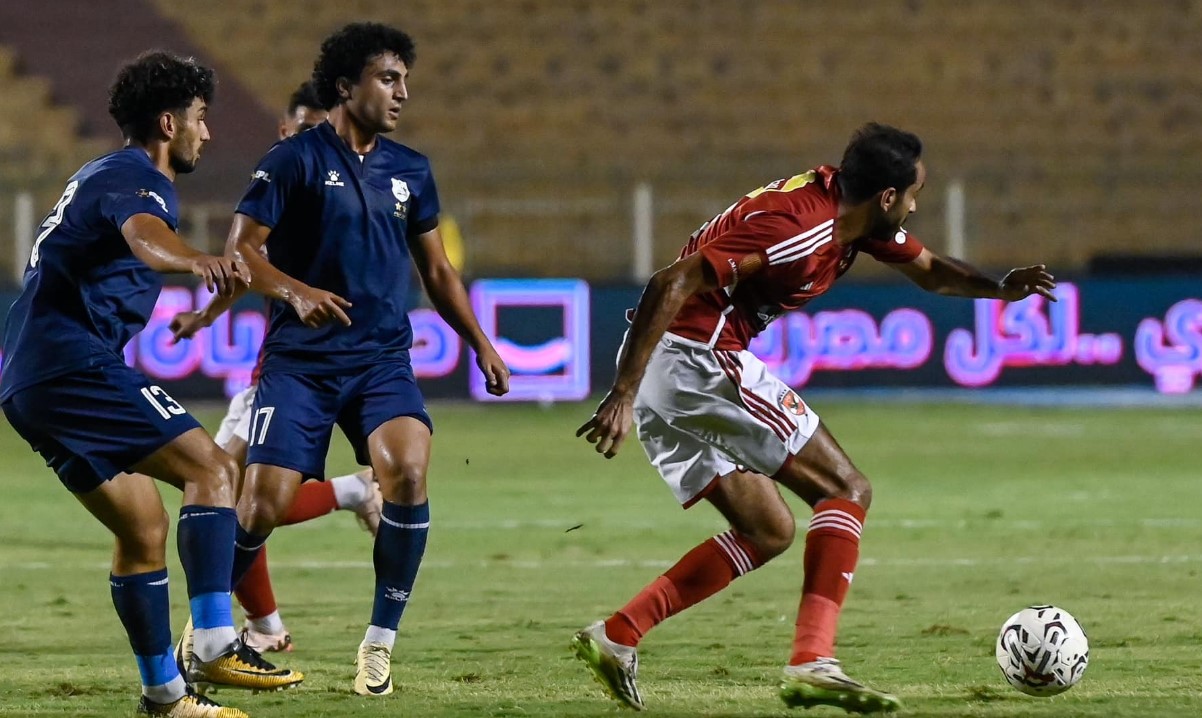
575, 123, 1056, 713
221, 23, 510, 696
170, 80, 383, 654
0, 51, 301, 718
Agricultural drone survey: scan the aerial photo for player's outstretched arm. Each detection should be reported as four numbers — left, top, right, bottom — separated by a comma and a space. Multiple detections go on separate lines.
225, 212, 352, 328
891, 247, 1057, 302
168, 288, 247, 343
120, 213, 250, 296
577, 252, 723, 458
409, 227, 510, 396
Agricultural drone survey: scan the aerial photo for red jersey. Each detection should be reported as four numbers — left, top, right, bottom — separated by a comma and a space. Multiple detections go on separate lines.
668, 166, 924, 351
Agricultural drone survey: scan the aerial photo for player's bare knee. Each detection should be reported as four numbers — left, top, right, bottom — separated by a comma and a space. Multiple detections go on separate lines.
376, 460, 427, 503
832, 470, 872, 510
116, 509, 170, 564
742, 517, 794, 561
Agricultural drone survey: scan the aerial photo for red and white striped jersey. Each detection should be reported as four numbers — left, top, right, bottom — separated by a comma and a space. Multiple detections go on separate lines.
668, 165, 924, 351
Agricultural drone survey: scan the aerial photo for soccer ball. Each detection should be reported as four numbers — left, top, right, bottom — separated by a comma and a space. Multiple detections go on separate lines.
995, 605, 1089, 696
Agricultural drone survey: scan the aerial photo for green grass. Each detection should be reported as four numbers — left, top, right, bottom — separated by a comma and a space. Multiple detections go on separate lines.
1, 400, 1200, 717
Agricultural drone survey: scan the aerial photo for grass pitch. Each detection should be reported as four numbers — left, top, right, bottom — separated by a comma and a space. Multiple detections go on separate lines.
1, 399, 1200, 717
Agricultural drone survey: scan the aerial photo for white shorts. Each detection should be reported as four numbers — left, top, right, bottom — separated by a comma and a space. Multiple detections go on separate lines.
633, 333, 821, 507
214, 385, 256, 447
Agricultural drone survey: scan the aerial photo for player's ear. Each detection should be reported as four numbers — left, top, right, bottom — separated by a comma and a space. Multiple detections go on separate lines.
158, 111, 177, 140
879, 187, 898, 212
336, 76, 353, 102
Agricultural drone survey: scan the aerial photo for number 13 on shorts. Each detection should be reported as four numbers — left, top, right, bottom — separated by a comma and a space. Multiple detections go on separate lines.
248, 406, 275, 446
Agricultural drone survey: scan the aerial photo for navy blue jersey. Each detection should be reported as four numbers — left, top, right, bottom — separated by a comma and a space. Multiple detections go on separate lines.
0, 148, 179, 400
236, 121, 440, 374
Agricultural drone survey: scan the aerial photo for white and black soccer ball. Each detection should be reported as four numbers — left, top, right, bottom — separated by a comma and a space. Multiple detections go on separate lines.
995, 604, 1089, 696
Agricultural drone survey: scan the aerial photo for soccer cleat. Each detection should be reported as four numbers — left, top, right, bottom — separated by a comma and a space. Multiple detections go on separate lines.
353, 641, 394, 696
350, 469, 382, 535
174, 617, 194, 677
780, 659, 900, 714
137, 686, 249, 717
187, 639, 304, 694
240, 624, 294, 653
571, 621, 644, 711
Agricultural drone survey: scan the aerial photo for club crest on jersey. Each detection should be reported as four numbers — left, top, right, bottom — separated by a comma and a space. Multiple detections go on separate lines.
136, 189, 168, 212
391, 178, 410, 202
778, 389, 807, 416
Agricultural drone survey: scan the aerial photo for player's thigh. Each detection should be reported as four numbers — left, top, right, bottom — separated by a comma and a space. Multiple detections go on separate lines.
74, 470, 171, 568
130, 426, 240, 507
704, 470, 796, 558
239, 463, 305, 533
365, 417, 432, 504
340, 362, 433, 501
1, 363, 205, 495
245, 371, 339, 479
773, 422, 871, 508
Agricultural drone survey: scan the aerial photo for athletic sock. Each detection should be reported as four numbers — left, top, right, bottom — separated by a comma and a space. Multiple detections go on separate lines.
247, 610, 286, 636
177, 506, 238, 662
790, 498, 865, 665
281, 481, 338, 525
230, 523, 268, 590
330, 472, 370, 509
366, 501, 429, 649
110, 569, 186, 704
233, 548, 277, 622
605, 529, 762, 647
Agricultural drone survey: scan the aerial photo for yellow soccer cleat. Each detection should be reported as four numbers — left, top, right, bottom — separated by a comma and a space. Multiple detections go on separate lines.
137, 687, 249, 717
188, 639, 304, 695
353, 641, 394, 696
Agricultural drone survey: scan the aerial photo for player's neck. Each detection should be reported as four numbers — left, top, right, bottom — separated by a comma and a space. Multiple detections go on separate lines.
328, 107, 378, 155
125, 140, 176, 182
834, 202, 874, 245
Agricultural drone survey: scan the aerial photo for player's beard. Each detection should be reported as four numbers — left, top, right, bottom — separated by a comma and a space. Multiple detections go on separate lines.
168, 147, 200, 175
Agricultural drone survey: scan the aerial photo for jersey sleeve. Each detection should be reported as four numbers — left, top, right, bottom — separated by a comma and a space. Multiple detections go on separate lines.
859, 227, 925, 263
407, 160, 441, 237
97, 168, 178, 231
698, 212, 809, 289
235, 141, 305, 229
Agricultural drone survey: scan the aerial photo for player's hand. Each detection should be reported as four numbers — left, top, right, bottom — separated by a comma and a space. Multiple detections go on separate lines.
169, 310, 210, 344
999, 265, 1057, 302
476, 347, 510, 396
191, 255, 251, 297
288, 284, 353, 328
577, 389, 635, 459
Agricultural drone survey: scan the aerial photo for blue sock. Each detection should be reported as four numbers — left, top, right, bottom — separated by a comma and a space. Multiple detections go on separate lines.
110, 569, 184, 700
370, 501, 430, 631
231, 523, 269, 591
177, 505, 235, 630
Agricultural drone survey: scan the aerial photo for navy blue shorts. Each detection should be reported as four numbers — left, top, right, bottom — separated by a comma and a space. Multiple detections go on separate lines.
245, 361, 432, 478
2, 361, 202, 493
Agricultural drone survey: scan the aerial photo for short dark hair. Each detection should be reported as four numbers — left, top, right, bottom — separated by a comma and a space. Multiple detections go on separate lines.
311, 22, 416, 109
837, 123, 923, 204
108, 51, 215, 142
286, 80, 323, 114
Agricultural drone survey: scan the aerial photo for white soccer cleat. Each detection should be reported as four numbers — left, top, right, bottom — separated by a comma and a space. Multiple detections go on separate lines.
240, 623, 293, 653
350, 469, 382, 536
780, 658, 900, 713
353, 641, 393, 696
570, 620, 644, 710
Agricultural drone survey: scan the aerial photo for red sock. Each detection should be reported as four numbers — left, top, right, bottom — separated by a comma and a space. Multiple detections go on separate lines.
281, 481, 338, 525
604, 530, 761, 647
233, 546, 277, 620
791, 498, 865, 665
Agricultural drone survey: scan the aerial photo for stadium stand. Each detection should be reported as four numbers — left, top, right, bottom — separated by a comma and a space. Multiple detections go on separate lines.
0, 1, 1198, 281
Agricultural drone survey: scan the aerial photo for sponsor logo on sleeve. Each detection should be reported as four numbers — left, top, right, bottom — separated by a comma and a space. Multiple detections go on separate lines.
252, 169, 271, 183
136, 189, 168, 212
